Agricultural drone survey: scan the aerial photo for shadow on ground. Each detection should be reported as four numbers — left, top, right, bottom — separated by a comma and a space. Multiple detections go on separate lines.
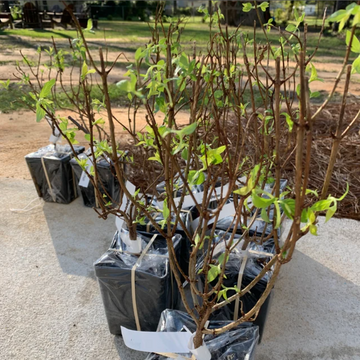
43, 196, 115, 278
257, 246, 360, 360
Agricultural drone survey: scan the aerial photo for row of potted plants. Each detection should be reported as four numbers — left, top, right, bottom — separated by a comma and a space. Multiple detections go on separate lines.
20, 2, 360, 358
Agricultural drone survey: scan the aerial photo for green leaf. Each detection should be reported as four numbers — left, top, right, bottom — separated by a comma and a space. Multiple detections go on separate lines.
311, 199, 333, 212
179, 122, 197, 136
261, 208, 270, 223
84, 133, 91, 142
92, 118, 105, 126
179, 52, 189, 69
328, 9, 347, 22
242, 3, 253, 12
251, 190, 275, 209
305, 189, 319, 197
310, 91, 321, 99
325, 203, 337, 223
181, 148, 188, 161
214, 90, 223, 99
352, 55, 360, 74
39, 79, 56, 98
36, 104, 46, 122
86, 18, 93, 30
188, 170, 205, 185
259, 2, 269, 12
309, 63, 322, 83
346, 31, 360, 53
163, 198, 170, 220
285, 24, 297, 33
135, 47, 143, 61
207, 264, 220, 283
309, 224, 318, 236
274, 201, 281, 229
279, 198, 295, 220
281, 112, 293, 132
354, 8, 360, 26
81, 61, 88, 81
337, 183, 349, 201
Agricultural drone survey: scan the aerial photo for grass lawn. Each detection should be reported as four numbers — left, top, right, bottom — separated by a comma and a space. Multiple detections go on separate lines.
0, 18, 354, 112
0, 19, 350, 58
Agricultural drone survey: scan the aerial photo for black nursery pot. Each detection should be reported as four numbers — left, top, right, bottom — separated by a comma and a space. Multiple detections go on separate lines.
136, 209, 195, 278
145, 309, 259, 360
70, 152, 120, 208
25, 144, 85, 204
94, 231, 182, 335
199, 232, 275, 342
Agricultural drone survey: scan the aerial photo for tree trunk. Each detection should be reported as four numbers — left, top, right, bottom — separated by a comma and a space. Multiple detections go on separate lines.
129, 222, 137, 240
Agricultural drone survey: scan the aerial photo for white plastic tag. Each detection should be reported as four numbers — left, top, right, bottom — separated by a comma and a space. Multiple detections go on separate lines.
121, 326, 192, 354
157, 182, 230, 210
115, 181, 136, 231
188, 334, 211, 360
121, 232, 142, 254
49, 133, 61, 144
78, 158, 93, 188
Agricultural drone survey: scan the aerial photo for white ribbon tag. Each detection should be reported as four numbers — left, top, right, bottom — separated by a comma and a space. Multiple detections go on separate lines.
78, 158, 93, 188
115, 181, 136, 231
188, 334, 211, 360
49, 133, 61, 144
121, 326, 192, 354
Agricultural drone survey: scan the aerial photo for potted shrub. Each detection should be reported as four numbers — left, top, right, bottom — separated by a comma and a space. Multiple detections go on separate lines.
15, 1, 360, 356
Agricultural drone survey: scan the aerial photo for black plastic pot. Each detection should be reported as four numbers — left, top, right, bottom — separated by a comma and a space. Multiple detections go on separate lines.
94, 230, 182, 335
198, 231, 275, 342
70, 152, 120, 208
136, 209, 196, 278
25, 144, 85, 204
145, 309, 259, 360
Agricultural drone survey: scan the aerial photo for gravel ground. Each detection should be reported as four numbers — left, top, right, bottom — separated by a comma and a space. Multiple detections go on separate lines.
1, 177, 360, 360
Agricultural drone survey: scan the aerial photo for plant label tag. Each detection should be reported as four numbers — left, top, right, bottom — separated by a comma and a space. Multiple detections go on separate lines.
78, 158, 93, 188
121, 326, 192, 354
188, 334, 211, 360
115, 181, 136, 231
49, 134, 61, 144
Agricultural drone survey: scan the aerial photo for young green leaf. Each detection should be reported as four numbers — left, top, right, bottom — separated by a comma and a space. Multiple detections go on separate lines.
274, 201, 281, 229
279, 198, 295, 220
281, 112, 294, 132
261, 208, 271, 223
39, 79, 56, 98
309, 224, 318, 236
259, 2, 269, 12
311, 199, 333, 212
86, 18, 93, 31
352, 55, 360, 74
242, 3, 253, 12
325, 203, 337, 223
337, 183, 349, 201
179, 122, 197, 136
81, 61, 88, 81
346, 31, 360, 53
162, 198, 170, 220
36, 104, 46, 122
207, 264, 220, 283
251, 190, 275, 209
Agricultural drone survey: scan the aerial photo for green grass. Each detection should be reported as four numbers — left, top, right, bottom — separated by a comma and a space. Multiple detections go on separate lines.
0, 83, 129, 113
0, 20, 349, 58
